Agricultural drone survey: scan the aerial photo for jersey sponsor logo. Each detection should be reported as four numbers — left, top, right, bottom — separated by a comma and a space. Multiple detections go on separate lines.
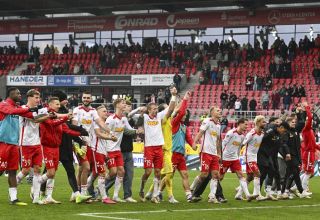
232, 141, 241, 146
81, 119, 92, 125
147, 120, 159, 126
114, 127, 125, 132
254, 142, 261, 148
210, 131, 218, 137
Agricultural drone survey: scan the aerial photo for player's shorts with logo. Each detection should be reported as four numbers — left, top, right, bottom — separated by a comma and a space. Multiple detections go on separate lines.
200, 152, 220, 172
144, 146, 163, 169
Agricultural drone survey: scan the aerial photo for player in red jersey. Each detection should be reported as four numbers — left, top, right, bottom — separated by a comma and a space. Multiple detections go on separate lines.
38, 97, 87, 204
0, 87, 37, 205
300, 102, 320, 194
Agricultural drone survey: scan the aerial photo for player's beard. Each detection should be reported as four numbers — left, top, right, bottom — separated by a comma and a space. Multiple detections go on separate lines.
83, 102, 91, 107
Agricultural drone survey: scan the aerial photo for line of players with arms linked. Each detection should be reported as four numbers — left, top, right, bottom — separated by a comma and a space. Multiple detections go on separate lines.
0, 86, 318, 205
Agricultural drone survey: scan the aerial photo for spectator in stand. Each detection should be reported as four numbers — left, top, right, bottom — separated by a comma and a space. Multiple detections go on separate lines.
298, 85, 306, 98
150, 94, 156, 103
217, 68, 223, 85
279, 85, 287, 97
222, 66, 229, 86
241, 96, 248, 112
288, 38, 297, 60
245, 75, 252, 91
211, 68, 218, 85
283, 92, 292, 110
157, 89, 165, 104
173, 73, 182, 91
234, 98, 241, 117
261, 91, 269, 110
220, 90, 228, 109
265, 75, 272, 90
249, 98, 257, 116
79, 64, 84, 75
62, 44, 69, 54
164, 87, 171, 104
228, 92, 237, 109
0, 60, 5, 70
315, 34, 320, 48
291, 84, 299, 97
44, 45, 51, 55
220, 116, 228, 135
271, 90, 281, 110
269, 59, 276, 78
89, 63, 97, 75
63, 62, 69, 75
73, 63, 80, 75
303, 35, 311, 54
313, 65, 320, 85
256, 75, 263, 91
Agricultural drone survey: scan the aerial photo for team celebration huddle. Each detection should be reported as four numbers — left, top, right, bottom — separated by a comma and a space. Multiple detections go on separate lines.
0, 86, 318, 206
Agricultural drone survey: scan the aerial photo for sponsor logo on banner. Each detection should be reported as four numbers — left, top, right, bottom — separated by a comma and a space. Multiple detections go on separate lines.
150, 74, 174, 86
47, 76, 87, 86
115, 16, 159, 30
133, 153, 144, 168
67, 19, 106, 31
7, 75, 47, 86
166, 15, 200, 28
88, 75, 131, 86
268, 10, 316, 25
131, 75, 150, 86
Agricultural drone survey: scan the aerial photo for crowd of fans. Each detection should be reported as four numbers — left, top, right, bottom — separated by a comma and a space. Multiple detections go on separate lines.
219, 82, 307, 112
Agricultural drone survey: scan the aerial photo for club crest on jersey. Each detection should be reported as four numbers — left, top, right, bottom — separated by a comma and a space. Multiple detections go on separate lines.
254, 143, 260, 148
147, 121, 159, 126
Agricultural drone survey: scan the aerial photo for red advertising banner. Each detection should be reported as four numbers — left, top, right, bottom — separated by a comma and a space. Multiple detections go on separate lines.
0, 7, 320, 34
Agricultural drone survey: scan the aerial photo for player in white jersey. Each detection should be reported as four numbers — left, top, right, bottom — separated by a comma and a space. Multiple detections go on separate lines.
72, 91, 112, 198
191, 106, 222, 204
220, 118, 255, 201
138, 87, 177, 203
105, 99, 141, 203
16, 89, 51, 204
235, 115, 266, 200
86, 105, 118, 204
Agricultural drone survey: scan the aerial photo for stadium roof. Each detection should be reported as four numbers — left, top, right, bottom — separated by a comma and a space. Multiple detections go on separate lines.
1, 0, 320, 19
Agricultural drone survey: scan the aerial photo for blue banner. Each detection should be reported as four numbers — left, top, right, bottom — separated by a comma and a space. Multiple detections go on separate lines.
47, 76, 87, 86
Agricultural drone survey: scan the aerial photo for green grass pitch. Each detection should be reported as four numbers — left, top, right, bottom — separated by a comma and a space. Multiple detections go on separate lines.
0, 168, 319, 220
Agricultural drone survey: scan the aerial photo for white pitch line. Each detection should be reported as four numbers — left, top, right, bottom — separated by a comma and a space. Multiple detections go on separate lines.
77, 204, 320, 219
78, 213, 140, 220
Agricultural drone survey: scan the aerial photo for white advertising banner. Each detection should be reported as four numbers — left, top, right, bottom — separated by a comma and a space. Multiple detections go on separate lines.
7, 75, 47, 86
149, 74, 174, 86
131, 75, 150, 86
131, 74, 174, 86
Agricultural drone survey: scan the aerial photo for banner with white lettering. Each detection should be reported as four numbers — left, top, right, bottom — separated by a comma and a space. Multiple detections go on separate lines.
6, 75, 47, 86
0, 7, 320, 34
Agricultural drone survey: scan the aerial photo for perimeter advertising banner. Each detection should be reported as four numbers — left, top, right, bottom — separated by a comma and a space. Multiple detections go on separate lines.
6, 75, 47, 86
1, 7, 320, 34
47, 76, 87, 86
88, 75, 131, 86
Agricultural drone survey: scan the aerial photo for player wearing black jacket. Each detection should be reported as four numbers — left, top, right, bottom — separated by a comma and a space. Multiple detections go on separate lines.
258, 121, 289, 200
